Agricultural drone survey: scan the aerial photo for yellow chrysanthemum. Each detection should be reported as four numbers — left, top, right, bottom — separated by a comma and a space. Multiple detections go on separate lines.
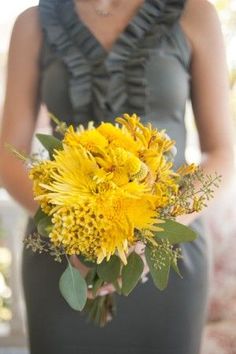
32, 143, 163, 264
49, 188, 160, 265
94, 146, 149, 185
30, 113, 191, 265
97, 122, 140, 153
63, 125, 108, 153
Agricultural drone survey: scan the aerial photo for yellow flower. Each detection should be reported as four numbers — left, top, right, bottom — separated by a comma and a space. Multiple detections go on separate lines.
95, 147, 149, 185
29, 113, 188, 265
29, 160, 56, 214
116, 114, 175, 154
177, 163, 198, 176
31, 143, 162, 264
63, 125, 108, 153
97, 122, 140, 153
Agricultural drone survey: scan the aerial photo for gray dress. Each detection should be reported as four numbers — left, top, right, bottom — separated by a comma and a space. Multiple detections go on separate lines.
22, 0, 210, 353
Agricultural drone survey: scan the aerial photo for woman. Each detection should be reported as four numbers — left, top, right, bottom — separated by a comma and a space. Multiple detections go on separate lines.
0, 0, 234, 353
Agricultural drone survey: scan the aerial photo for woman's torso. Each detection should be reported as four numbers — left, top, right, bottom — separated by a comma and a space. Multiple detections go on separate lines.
23, 3, 211, 354
38, 0, 191, 168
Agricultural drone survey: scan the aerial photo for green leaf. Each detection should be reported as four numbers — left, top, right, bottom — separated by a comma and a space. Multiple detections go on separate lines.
59, 264, 87, 311
97, 255, 121, 283
85, 268, 97, 286
112, 279, 122, 295
145, 246, 171, 291
171, 259, 183, 278
36, 133, 63, 158
34, 208, 48, 227
121, 252, 144, 296
37, 216, 52, 237
156, 219, 197, 244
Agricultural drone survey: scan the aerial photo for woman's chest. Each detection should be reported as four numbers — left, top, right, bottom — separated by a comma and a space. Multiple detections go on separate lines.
39, 0, 190, 122
40, 28, 191, 123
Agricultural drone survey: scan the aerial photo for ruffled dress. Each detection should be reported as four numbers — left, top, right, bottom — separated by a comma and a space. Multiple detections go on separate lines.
22, 1, 210, 353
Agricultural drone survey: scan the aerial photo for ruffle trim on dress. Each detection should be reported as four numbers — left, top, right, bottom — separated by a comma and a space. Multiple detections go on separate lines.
39, 0, 92, 113
39, 0, 186, 118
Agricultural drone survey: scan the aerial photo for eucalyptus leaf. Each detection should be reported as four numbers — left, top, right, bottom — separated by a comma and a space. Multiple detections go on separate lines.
97, 255, 121, 282
37, 216, 52, 237
121, 252, 144, 296
36, 133, 63, 159
59, 264, 87, 311
156, 219, 197, 244
145, 246, 171, 291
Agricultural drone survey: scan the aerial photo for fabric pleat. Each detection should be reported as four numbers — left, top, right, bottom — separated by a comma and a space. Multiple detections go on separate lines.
39, 0, 186, 119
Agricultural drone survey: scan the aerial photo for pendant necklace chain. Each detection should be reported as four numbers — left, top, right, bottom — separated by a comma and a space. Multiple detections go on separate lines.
90, 0, 122, 17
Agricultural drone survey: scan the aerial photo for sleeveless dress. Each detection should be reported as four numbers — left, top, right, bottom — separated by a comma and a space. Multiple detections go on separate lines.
22, 1, 210, 353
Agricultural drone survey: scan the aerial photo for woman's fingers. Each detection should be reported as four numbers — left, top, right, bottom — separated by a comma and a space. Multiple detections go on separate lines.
97, 283, 116, 296
134, 241, 146, 255
71, 249, 149, 300
140, 253, 149, 283
87, 282, 117, 299
87, 290, 95, 300
69, 255, 90, 278
128, 241, 146, 256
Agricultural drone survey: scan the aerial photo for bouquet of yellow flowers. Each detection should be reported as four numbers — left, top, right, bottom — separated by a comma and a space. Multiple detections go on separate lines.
13, 113, 219, 326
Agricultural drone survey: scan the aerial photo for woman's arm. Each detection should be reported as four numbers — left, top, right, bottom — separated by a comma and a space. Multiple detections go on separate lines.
0, 6, 121, 300
0, 7, 42, 216
178, 0, 235, 225
0, 7, 102, 296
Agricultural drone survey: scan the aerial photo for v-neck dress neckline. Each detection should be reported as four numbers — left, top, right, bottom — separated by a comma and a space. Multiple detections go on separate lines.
61, 0, 166, 61
39, 0, 187, 121
56, 0, 172, 68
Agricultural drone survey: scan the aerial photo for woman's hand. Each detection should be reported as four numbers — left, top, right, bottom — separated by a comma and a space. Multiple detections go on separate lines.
70, 242, 149, 299
134, 241, 149, 283
69, 255, 116, 299
175, 213, 197, 226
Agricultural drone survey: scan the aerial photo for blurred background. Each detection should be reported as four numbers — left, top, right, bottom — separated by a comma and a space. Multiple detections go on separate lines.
0, 1, 236, 354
